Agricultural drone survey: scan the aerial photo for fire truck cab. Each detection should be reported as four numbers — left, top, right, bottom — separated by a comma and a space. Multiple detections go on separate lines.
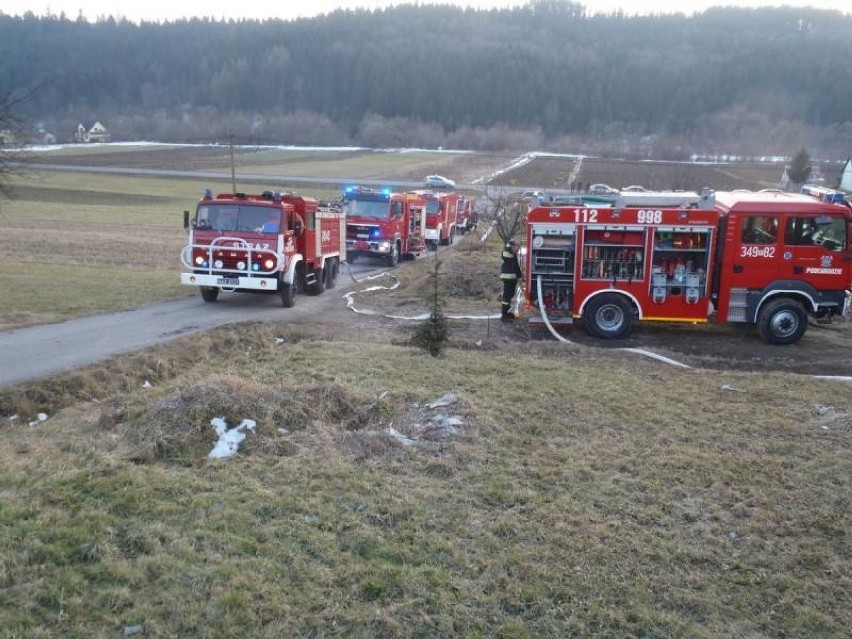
525, 188, 852, 344
343, 186, 427, 266
180, 189, 345, 307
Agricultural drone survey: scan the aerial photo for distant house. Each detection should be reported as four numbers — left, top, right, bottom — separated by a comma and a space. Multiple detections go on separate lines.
840, 157, 852, 193
75, 121, 111, 143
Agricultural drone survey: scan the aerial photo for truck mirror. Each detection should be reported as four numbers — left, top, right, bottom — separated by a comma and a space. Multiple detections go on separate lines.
183, 210, 190, 229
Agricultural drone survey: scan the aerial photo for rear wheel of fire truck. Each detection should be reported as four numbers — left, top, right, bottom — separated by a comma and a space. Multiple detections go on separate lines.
200, 287, 219, 303
307, 266, 326, 295
386, 242, 400, 267
280, 277, 296, 308
757, 298, 807, 345
325, 258, 338, 289
582, 293, 633, 339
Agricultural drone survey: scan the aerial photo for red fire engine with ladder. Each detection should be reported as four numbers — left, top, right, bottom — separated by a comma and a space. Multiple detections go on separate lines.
181, 189, 345, 307
524, 186, 852, 344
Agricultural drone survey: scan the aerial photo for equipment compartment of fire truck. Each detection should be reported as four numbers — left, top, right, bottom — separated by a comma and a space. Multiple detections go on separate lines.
525, 187, 852, 344
180, 189, 345, 307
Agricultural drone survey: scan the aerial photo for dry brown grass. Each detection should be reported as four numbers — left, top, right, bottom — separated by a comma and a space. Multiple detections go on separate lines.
1, 150, 850, 638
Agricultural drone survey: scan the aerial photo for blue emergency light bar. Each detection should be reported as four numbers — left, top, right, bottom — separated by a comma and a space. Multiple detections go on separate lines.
801, 185, 845, 203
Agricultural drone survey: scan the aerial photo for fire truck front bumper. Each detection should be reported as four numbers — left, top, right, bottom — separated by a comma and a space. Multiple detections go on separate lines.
181, 272, 277, 291
346, 239, 393, 254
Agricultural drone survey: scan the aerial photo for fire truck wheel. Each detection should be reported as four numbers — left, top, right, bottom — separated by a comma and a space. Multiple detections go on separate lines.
386, 242, 400, 267
280, 281, 296, 308
308, 268, 325, 295
757, 298, 807, 345
200, 287, 219, 303
583, 294, 633, 339
325, 259, 338, 289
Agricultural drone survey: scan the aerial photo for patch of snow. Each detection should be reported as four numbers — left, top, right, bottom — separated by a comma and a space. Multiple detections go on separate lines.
427, 393, 458, 409
388, 426, 417, 447
28, 413, 48, 426
209, 417, 256, 459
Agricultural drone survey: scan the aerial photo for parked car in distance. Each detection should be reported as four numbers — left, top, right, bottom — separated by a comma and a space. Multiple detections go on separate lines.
588, 183, 618, 195
622, 185, 648, 192
424, 175, 456, 189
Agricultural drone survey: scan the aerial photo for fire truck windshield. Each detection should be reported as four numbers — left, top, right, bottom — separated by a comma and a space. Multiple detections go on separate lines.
196, 204, 281, 233
342, 199, 389, 219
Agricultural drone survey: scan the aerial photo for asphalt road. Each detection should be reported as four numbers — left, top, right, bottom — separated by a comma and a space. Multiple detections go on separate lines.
0, 260, 387, 389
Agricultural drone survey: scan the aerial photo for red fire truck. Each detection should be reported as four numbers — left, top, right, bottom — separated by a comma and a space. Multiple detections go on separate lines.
524, 187, 852, 344
417, 190, 460, 248
343, 186, 427, 266
180, 189, 344, 307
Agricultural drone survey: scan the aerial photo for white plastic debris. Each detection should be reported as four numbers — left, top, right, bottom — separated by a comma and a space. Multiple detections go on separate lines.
275, 337, 285, 345
208, 417, 256, 459
427, 393, 458, 409
142, 380, 153, 389
721, 384, 745, 393
277, 428, 290, 435
28, 413, 48, 427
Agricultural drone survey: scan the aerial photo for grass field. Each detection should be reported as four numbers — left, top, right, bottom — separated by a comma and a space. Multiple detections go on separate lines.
0, 318, 849, 637
1, 150, 850, 637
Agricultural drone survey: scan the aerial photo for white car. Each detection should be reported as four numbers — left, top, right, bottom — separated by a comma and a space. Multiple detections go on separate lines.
622, 185, 648, 192
425, 175, 455, 189
588, 183, 618, 195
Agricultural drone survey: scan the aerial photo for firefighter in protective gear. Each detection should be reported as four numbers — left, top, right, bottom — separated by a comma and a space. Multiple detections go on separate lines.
500, 239, 523, 320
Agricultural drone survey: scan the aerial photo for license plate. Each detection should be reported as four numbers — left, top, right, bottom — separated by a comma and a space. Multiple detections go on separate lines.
216, 277, 239, 285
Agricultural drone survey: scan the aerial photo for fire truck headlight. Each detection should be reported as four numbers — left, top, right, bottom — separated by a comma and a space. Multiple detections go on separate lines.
237, 261, 246, 270
264, 258, 274, 269
214, 259, 224, 269
378, 241, 390, 252
194, 255, 204, 266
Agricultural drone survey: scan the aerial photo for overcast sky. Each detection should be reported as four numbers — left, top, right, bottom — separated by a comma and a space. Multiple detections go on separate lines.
3, 0, 849, 22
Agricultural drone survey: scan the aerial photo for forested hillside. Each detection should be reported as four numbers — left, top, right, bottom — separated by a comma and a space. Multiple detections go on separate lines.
2, 1, 851, 157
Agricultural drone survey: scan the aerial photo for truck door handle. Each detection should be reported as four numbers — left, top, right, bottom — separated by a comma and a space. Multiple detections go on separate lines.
733, 264, 744, 273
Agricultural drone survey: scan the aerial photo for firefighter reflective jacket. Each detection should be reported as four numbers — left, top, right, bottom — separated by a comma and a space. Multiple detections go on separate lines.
500, 245, 523, 281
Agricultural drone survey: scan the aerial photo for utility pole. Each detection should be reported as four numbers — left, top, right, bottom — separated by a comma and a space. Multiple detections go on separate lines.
229, 132, 236, 193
